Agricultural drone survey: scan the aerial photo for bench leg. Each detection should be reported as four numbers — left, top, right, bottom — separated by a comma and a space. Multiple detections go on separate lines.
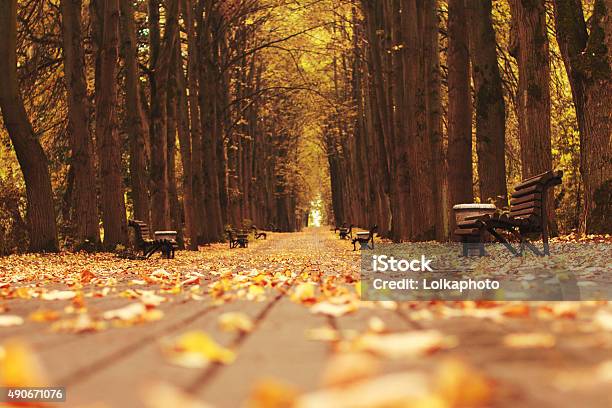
488, 228, 520, 256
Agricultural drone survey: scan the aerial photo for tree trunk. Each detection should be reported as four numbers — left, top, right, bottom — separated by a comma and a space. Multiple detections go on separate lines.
423, 0, 445, 240
183, 0, 205, 243
447, 0, 473, 235
0, 0, 59, 252
148, 0, 171, 231
467, 0, 508, 208
509, 0, 556, 234
553, 0, 612, 233
61, 0, 100, 246
119, 0, 150, 225
167, 46, 182, 248
93, 0, 128, 249
175, 42, 198, 250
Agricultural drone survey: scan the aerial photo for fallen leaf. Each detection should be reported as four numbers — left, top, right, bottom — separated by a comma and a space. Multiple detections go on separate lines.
353, 330, 457, 359
305, 326, 340, 342
246, 378, 300, 408
51, 314, 106, 333
29, 309, 60, 322
163, 331, 235, 368
103, 303, 147, 320
435, 359, 493, 407
291, 282, 316, 304
0, 315, 24, 327
503, 332, 556, 348
367, 317, 386, 333
182, 276, 200, 286
80, 269, 96, 284
41, 290, 76, 301
0, 339, 48, 386
594, 310, 612, 330
295, 372, 441, 408
140, 291, 166, 307
321, 352, 380, 387
218, 312, 254, 333
310, 301, 356, 317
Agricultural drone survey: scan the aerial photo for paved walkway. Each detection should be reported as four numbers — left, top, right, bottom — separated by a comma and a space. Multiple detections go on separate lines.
1, 228, 611, 407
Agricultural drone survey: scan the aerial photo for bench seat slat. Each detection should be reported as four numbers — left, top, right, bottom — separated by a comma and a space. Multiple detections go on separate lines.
510, 200, 541, 212
454, 227, 481, 236
509, 207, 540, 218
510, 193, 542, 206
511, 183, 543, 199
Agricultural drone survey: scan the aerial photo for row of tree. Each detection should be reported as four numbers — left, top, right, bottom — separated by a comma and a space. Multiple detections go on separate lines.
326, 0, 611, 240
0, 0, 312, 253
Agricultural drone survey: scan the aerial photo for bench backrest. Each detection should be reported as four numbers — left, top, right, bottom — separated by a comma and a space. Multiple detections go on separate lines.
509, 170, 562, 228
225, 229, 236, 240
128, 219, 150, 247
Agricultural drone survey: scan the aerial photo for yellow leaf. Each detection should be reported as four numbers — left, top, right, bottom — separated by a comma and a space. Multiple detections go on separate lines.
291, 282, 316, 304
164, 331, 235, 368
435, 359, 493, 407
503, 332, 555, 348
321, 352, 380, 387
246, 378, 299, 408
310, 301, 355, 317
218, 312, 254, 333
29, 309, 60, 322
41, 290, 76, 301
0, 315, 24, 327
353, 330, 457, 359
0, 340, 48, 387
305, 326, 340, 342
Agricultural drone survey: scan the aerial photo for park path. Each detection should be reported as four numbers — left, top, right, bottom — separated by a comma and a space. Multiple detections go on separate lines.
1, 228, 611, 407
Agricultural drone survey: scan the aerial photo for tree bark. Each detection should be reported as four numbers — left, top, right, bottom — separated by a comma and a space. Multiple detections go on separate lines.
119, 0, 150, 226
509, 0, 556, 234
423, 0, 445, 240
148, 0, 175, 231
0, 0, 59, 252
61, 0, 100, 246
447, 0, 473, 232
182, 0, 205, 243
553, 0, 612, 233
467, 0, 508, 208
93, 0, 128, 249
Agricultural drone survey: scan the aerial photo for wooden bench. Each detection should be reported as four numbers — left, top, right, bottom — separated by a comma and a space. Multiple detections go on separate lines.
339, 224, 353, 240
352, 225, 378, 251
251, 225, 267, 240
226, 228, 249, 248
128, 219, 177, 259
455, 170, 563, 256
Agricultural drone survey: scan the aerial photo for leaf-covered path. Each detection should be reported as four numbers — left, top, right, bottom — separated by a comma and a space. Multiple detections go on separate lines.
1, 228, 612, 407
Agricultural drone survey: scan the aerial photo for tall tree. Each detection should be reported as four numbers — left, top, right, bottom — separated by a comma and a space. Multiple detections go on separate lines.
148, 0, 175, 231
423, 0, 445, 239
61, 0, 100, 246
119, 0, 150, 226
182, 0, 205, 245
553, 0, 611, 233
0, 0, 59, 252
467, 0, 508, 208
447, 0, 473, 230
509, 0, 556, 233
93, 0, 128, 248
175, 42, 197, 250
